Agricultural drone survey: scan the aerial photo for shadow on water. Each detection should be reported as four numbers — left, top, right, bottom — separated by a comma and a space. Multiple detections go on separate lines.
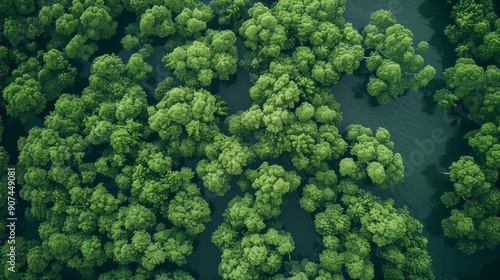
421, 117, 474, 237
421, 162, 454, 237
420, 78, 447, 115
438, 118, 476, 168
278, 191, 321, 262
479, 259, 500, 280
349, 71, 380, 107
185, 179, 245, 280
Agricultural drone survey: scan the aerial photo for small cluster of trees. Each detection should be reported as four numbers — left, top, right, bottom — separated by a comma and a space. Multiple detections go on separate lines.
363, 10, 436, 103
339, 124, 404, 189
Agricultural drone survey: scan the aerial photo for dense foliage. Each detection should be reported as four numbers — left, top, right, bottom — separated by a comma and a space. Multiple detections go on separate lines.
1, 0, 496, 279
435, 0, 500, 254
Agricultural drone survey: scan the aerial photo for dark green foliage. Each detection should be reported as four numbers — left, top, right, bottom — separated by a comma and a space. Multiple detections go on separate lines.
340, 125, 404, 189
0, 0, 444, 279
163, 30, 238, 87
363, 10, 436, 103
445, 0, 500, 63
435, 0, 500, 255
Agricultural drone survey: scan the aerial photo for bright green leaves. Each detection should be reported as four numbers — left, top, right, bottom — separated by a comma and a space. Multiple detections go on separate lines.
239, 3, 289, 60
376, 60, 401, 84
153, 227, 193, 266
223, 194, 266, 232
167, 184, 211, 235
109, 120, 143, 155
366, 162, 386, 185
230, 66, 346, 172
299, 181, 336, 213
4, 0, 445, 278
340, 125, 404, 189
3, 49, 76, 123
295, 102, 315, 122
312, 181, 434, 280
163, 30, 238, 86
444, 0, 500, 63
12, 45, 215, 275
441, 191, 460, 208
115, 85, 148, 123
65, 35, 99, 61
39, 49, 77, 100
46, 233, 79, 262
466, 121, 500, 170
214, 226, 295, 279
80, 6, 117, 40
3, 74, 46, 122
442, 210, 475, 241
239, 162, 300, 218
343, 233, 374, 280
434, 88, 458, 111
339, 157, 366, 182
149, 87, 228, 157
437, 60, 500, 125
210, 0, 251, 26
122, 204, 157, 232
80, 236, 106, 266
140, 5, 175, 38
240, 0, 363, 85
449, 156, 491, 198
175, 6, 213, 37
273, 0, 349, 45
2, 18, 24, 46
249, 73, 300, 108
330, 41, 364, 75
197, 134, 254, 196
89, 184, 120, 214
125, 53, 152, 82
363, 10, 435, 104
442, 58, 484, 97
88, 54, 126, 92
440, 150, 500, 254
287, 121, 346, 172
56, 13, 79, 36
362, 204, 407, 247
478, 32, 500, 62
212, 164, 298, 279
314, 203, 351, 236
121, 34, 140, 50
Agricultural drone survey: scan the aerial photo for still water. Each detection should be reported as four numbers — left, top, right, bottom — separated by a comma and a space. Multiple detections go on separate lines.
187, 0, 500, 279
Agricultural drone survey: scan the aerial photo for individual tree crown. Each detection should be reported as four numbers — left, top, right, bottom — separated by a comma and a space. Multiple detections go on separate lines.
340, 125, 404, 189
163, 30, 238, 86
363, 10, 436, 104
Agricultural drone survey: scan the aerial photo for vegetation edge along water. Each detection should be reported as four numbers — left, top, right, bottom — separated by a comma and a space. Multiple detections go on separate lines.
0, 0, 498, 279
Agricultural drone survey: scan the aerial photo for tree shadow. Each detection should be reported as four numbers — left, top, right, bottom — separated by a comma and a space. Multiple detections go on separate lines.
418, 0, 458, 69
350, 72, 381, 107
421, 163, 454, 237
420, 78, 447, 115
438, 118, 476, 168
